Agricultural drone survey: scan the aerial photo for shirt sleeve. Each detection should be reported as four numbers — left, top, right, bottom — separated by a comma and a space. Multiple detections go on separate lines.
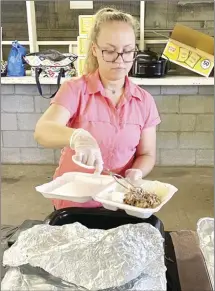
143, 92, 161, 129
50, 80, 79, 116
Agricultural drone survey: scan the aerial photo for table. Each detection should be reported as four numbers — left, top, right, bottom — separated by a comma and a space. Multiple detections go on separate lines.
165, 231, 212, 291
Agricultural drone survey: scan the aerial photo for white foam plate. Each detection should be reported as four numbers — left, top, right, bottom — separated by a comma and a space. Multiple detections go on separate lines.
94, 180, 178, 219
36, 172, 115, 203
36, 173, 178, 219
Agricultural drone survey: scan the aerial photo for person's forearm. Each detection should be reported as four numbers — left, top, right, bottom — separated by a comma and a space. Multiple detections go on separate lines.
34, 121, 75, 148
131, 154, 155, 178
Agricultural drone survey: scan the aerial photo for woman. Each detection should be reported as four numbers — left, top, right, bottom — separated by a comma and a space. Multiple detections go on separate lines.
34, 7, 161, 210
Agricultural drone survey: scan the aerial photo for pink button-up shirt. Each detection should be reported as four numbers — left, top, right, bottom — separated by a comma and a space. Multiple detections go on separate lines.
50, 69, 161, 209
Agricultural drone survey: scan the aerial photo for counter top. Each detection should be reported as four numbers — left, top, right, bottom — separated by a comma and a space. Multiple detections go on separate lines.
1, 75, 214, 86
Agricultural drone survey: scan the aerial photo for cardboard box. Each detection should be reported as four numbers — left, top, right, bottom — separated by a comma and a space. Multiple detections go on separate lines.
77, 35, 90, 56
79, 15, 95, 36
162, 24, 214, 77
77, 56, 86, 76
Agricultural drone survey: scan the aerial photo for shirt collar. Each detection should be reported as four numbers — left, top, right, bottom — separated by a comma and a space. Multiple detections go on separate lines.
85, 69, 142, 101
85, 69, 104, 95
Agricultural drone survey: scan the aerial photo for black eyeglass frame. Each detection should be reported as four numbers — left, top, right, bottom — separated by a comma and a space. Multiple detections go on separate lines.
96, 44, 139, 63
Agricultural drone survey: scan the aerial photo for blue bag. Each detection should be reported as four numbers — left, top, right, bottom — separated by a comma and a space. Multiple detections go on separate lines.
7, 40, 27, 77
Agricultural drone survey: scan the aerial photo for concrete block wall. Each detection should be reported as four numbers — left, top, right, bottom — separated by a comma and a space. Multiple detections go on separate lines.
2, 1, 214, 61
2, 1, 213, 41
1, 84, 214, 166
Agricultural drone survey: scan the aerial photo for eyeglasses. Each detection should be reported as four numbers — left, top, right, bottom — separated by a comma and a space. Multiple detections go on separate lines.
97, 44, 138, 63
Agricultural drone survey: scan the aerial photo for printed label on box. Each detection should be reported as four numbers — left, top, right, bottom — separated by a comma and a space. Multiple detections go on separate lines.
163, 40, 214, 77
78, 36, 89, 56
79, 15, 94, 36
185, 52, 201, 68
177, 47, 189, 62
77, 58, 86, 76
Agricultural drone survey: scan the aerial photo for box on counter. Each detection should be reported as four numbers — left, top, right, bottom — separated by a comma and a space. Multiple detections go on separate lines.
79, 15, 95, 36
162, 24, 214, 77
77, 35, 90, 56
77, 56, 86, 76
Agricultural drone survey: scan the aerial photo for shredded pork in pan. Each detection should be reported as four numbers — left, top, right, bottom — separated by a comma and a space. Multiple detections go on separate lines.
123, 187, 161, 208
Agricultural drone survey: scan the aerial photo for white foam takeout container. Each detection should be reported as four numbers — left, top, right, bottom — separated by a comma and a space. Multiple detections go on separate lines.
36, 172, 178, 219
93, 180, 178, 219
35, 172, 115, 203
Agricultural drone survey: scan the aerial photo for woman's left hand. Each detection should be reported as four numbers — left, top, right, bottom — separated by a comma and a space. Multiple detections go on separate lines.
125, 168, 143, 181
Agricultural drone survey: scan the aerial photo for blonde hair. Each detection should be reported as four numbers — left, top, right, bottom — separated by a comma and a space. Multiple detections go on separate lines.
84, 7, 139, 74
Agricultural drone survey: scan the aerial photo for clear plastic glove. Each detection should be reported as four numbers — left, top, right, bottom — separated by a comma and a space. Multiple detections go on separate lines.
125, 169, 143, 186
70, 128, 103, 174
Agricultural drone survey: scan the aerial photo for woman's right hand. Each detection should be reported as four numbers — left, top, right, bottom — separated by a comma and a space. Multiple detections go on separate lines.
70, 128, 104, 174
34, 103, 103, 173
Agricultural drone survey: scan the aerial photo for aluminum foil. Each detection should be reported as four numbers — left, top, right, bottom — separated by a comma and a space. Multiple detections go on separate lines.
2, 223, 166, 290
197, 218, 214, 290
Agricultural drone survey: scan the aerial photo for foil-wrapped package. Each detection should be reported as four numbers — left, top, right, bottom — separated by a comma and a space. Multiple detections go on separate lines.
197, 218, 214, 290
2, 223, 166, 290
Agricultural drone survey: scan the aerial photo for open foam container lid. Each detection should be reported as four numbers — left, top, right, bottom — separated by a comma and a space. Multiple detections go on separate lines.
36, 172, 115, 203
36, 172, 178, 219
